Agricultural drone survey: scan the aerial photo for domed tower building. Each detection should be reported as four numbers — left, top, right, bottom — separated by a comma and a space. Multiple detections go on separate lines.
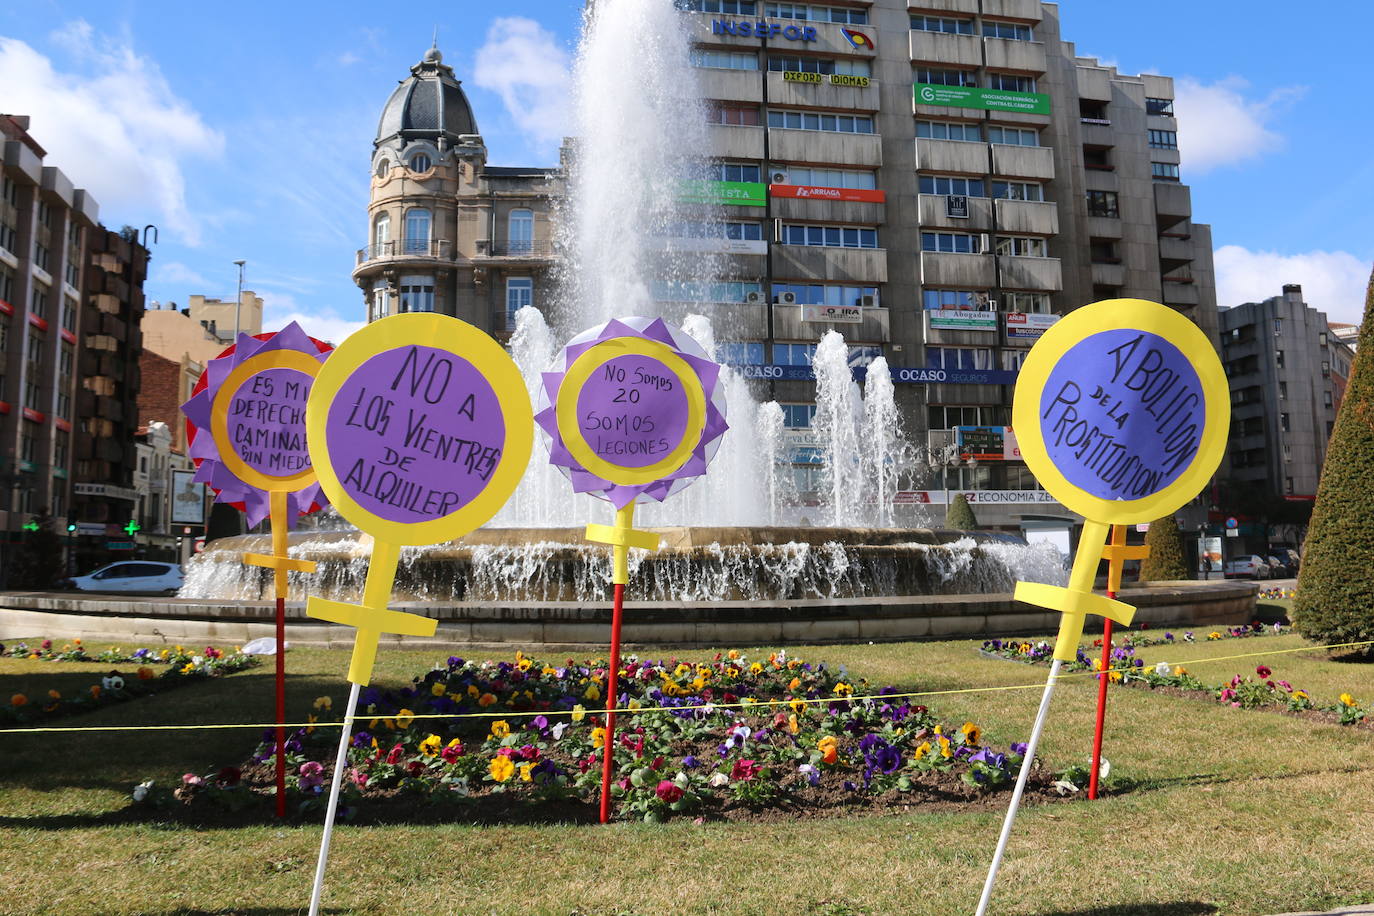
353, 45, 563, 332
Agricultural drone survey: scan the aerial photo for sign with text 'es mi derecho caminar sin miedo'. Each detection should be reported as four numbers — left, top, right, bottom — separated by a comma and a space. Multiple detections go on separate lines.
1012, 299, 1228, 525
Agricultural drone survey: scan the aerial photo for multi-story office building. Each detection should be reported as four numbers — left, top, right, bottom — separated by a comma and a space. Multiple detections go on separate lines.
352, 46, 564, 330
0, 114, 148, 578
1221, 284, 1351, 504
353, 4, 1221, 534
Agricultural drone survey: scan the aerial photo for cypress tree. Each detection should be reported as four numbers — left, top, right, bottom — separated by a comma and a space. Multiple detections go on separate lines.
945, 492, 978, 529
1294, 266, 1374, 650
1138, 515, 1188, 581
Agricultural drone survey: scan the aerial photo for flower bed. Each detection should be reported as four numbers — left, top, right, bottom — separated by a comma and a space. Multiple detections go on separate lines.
2, 643, 258, 726
150, 651, 1089, 823
979, 630, 1370, 726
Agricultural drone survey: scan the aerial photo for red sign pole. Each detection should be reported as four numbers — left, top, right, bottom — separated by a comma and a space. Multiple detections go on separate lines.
1089, 525, 1149, 800
599, 581, 626, 824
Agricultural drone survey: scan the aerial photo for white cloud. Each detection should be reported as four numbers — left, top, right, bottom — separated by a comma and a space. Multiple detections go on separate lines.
0, 21, 222, 245
472, 17, 572, 149
259, 291, 362, 348
1214, 246, 1370, 323
1174, 77, 1304, 173
152, 261, 210, 289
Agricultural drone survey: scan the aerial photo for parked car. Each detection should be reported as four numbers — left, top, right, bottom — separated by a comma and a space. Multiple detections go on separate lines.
1224, 555, 1272, 580
60, 561, 183, 595
1267, 549, 1300, 577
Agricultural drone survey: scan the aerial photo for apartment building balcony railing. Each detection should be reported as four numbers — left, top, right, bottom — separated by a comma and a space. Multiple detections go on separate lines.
355, 239, 452, 265
478, 239, 558, 259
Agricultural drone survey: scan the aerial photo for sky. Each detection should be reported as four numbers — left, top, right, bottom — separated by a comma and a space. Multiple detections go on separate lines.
0, 0, 1370, 343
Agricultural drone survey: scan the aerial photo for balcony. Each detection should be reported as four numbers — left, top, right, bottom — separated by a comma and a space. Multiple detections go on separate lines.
981, 0, 1044, 19
772, 245, 888, 283
1076, 67, 1113, 102
918, 193, 992, 231
995, 198, 1058, 235
772, 304, 890, 342
915, 137, 987, 174
998, 255, 1062, 291
906, 0, 978, 12
1158, 235, 1194, 270
1163, 280, 1200, 306
654, 301, 769, 340
1087, 216, 1122, 239
920, 251, 995, 288
768, 128, 882, 167
769, 194, 885, 225
909, 31, 981, 68
766, 72, 880, 112
355, 239, 453, 266
991, 144, 1054, 180
696, 68, 760, 103
476, 239, 557, 261
706, 124, 765, 160
1154, 182, 1192, 222
1091, 261, 1125, 288
983, 38, 1047, 74
1078, 122, 1115, 149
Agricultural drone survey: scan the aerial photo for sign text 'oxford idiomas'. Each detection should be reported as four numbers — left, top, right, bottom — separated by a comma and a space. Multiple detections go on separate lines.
1038, 328, 1204, 501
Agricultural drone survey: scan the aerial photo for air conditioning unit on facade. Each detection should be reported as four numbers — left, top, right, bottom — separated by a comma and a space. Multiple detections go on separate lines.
859, 294, 878, 308
771, 170, 788, 184
745, 291, 764, 304
776, 291, 797, 304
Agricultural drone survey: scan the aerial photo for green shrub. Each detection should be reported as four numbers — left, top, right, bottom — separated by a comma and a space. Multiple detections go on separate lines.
1139, 516, 1188, 581
945, 493, 978, 529
1294, 266, 1374, 650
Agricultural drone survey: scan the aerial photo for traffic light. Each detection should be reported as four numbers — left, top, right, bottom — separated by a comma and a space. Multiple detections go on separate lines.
66, 523, 76, 533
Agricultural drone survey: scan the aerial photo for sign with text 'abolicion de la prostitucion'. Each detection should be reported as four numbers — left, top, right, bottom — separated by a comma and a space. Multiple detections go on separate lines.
1013, 298, 1228, 524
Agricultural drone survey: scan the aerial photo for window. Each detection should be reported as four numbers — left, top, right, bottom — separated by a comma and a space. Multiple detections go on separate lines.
1090, 240, 1117, 262
766, 3, 867, 23
398, 276, 434, 313
916, 120, 981, 142
715, 342, 765, 366
766, 110, 874, 133
1275, 349, 1284, 368
996, 236, 1047, 257
776, 343, 816, 366
914, 68, 976, 88
369, 285, 389, 322
993, 181, 1044, 202
663, 220, 763, 240
31, 283, 49, 318
1084, 147, 1112, 170
922, 289, 991, 311
508, 209, 533, 253
1086, 190, 1119, 217
34, 202, 51, 272
988, 73, 1036, 93
911, 15, 972, 34
1004, 292, 1050, 313
772, 283, 878, 306
919, 175, 985, 197
1324, 390, 1334, 408
0, 263, 13, 306
1148, 129, 1178, 149
409, 152, 432, 172
983, 21, 1032, 40
1280, 413, 1290, 433
505, 277, 533, 327
64, 221, 81, 287
1079, 100, 1108, 122
779, 225, 878, 248
675, 0, 756, 12
1003, 349, 1030, 371
781, 167, 876, 189
987, 126, 1038, 146
716, 162, 762, 183
1321, 360, 1330, 377
54, 435, 67, 472
403, 208, 431, 254
653, 280, 762, 303
692, 50, 758, 70
928, 347, 993, 370
1273, 318, 1283, 337
61, 298, 76, 332
0, 176, 16, 254
921, 232, 981, 254
928, 405, 1004, 429
375, 158, 389, 178
1146, 97, 1174, 116
768, 56, 870, 77
709, 103, 760, 126
1151, 161, 1180, 180
1279, 381, 1287, 400
20, 429, 35, 463
781, 403, 817, 428
373, 212, 390, 253
848, 346, 881, 368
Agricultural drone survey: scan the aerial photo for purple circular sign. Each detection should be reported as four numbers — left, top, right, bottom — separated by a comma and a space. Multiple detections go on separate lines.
575, 353, 688, 468
325, 346, 505, 524
227, 367, 313, 476
1039, 328, 1204, 501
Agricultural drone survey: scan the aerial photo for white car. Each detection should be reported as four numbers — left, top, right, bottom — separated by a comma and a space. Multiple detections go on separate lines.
1224, 555, 1271, 580
64, 561, 184, 595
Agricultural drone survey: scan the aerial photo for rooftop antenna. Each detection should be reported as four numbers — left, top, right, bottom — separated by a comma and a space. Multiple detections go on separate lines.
432, 25, 438, 49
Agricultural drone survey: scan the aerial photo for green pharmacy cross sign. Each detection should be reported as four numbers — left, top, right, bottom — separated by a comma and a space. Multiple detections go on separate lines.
124, 519, 141, 536
913, 83, 1051, 115
21, 520, 39, 532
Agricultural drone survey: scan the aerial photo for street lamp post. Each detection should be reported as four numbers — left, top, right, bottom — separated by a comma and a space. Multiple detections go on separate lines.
233, 259, 246, 341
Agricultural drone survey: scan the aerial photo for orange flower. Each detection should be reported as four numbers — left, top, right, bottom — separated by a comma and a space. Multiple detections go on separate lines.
787, 677, 801, 692
787, 714, 799, 735
90, 685, 101, 699
136, 667, 155, 680
477, 693, 497, 707
818, 735, 839, 765
10, 693, 27, 707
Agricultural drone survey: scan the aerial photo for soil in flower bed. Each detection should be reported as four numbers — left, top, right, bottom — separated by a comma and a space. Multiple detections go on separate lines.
145, 650, 1091, 825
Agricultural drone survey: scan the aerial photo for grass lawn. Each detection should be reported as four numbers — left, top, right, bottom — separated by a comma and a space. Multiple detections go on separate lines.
0, 633, 1371, 916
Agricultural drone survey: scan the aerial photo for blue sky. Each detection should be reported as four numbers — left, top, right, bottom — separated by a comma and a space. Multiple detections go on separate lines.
1, 0, 1369, 340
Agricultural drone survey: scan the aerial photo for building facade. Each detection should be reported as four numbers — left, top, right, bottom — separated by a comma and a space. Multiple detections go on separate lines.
355, 4, 1222, 536
1220, 284, 1350, 504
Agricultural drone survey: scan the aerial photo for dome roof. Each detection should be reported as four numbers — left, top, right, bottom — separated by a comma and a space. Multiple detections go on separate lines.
375, 48, 477, 148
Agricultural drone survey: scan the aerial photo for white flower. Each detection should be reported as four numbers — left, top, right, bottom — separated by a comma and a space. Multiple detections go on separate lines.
551, 722, 568, 740
708, 772, 730, 787
132, 779, 154, 802
191, 656, 204, 667
1154, 662, 1171, 677
1052, 779, 1079, 795
1098, 758, 1111, 780
102, 675, 125, 691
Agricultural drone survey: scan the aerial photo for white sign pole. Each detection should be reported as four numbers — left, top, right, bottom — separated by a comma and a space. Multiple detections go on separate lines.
308, 680, 360, 916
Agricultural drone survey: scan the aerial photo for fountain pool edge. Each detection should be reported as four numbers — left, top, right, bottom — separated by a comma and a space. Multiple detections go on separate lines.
0, 582, 1257, 650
